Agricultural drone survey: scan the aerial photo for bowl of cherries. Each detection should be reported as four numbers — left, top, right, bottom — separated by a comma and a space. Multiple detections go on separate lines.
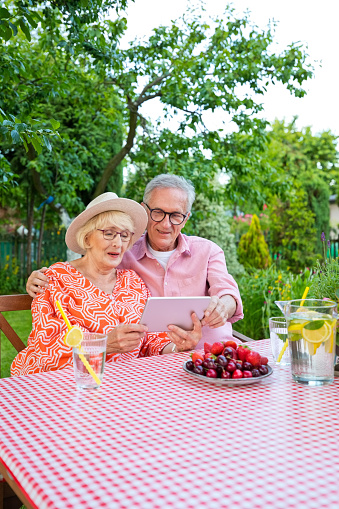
183, 341, 273, 386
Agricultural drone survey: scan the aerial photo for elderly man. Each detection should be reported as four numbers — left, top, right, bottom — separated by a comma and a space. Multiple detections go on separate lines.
26, 174, 243, 348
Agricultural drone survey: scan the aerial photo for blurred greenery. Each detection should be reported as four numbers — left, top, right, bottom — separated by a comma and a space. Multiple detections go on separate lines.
1, 309, 31, 378
234, 265, 313, 341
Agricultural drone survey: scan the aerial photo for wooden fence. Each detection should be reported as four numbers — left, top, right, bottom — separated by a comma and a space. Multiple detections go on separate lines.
0, 231, 67, 285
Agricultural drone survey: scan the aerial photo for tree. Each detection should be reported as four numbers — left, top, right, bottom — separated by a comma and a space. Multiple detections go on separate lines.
268, 185, 318, 272
2, 3, 314, 221
82, 5, 313, 200
0, 0, 129, 175
238, 214, 271, 270
265, 119, 338, 253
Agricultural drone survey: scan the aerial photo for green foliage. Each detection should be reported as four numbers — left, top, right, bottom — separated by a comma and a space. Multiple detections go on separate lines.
235, 266, 313, 340
303, 178, 330, 254
310, 257, 339, 303
268, 185, 319, 272
265, 119, 337, 251
0, 257, 25, 294
238, 214, 271, 269
185, 194, 245, 279
0, 310, 31, 378
98, 6, 312, 199
1, 31, 126, 221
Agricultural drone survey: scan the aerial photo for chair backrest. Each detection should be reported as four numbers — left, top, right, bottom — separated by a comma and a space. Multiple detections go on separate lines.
0, 294, 33, 377
232, 329, 253, 343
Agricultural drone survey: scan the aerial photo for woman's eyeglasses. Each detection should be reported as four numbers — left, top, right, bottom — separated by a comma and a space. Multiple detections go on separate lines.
97, 229, 134, 242
144, 203, 187, 225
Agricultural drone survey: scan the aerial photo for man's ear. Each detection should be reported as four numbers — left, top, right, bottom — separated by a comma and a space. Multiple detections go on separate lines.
183, 211, 190, 225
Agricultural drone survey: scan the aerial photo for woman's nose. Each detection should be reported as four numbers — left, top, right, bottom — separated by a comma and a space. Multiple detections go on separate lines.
112, 234, 123, 246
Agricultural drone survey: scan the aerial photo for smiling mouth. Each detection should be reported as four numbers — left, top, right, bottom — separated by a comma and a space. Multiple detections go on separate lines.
107, 252, 120, 257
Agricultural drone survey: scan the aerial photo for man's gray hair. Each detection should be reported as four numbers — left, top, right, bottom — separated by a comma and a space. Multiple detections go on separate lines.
143, 174, 196, 212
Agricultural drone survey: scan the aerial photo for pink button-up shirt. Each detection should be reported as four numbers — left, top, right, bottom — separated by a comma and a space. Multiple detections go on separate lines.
119, 233, 243, 348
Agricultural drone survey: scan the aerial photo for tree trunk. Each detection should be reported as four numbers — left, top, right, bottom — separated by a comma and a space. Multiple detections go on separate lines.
37, 204, 46, 267
93, 104, 138, 198
26, 185, 35, 276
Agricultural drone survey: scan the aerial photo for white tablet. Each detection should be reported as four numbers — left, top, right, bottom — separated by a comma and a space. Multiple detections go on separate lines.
139, 296, 211, 332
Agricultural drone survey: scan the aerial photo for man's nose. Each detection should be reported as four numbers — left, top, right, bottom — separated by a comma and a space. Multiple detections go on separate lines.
161, 214, 172, 227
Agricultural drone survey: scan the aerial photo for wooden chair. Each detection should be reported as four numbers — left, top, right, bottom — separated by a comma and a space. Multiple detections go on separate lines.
232, 329, 253, 343
0, 294, 33, 378
0, 294, 33, 509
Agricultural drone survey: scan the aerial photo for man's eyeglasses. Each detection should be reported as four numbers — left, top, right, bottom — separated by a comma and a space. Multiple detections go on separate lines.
144, 203, 188, 225
97, 229, 134, 242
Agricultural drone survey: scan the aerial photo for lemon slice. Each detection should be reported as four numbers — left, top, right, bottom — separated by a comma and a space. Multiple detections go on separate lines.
301, 322, 331, 344
325, 329, 334, 353
64, 326, 83, 347
288, 322, 309, 334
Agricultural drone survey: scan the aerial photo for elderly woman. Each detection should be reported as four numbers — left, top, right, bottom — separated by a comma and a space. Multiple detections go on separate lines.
11, 193, 202, 376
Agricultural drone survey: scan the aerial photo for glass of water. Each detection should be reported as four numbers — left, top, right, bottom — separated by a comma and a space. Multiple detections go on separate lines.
73, 332, 107, 389
269, 317, 290, 365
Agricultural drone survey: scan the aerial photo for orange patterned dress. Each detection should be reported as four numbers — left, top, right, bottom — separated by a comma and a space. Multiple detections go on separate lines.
11, 263, 171, 377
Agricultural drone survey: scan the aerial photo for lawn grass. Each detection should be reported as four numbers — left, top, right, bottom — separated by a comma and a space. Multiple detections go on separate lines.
1, 310, 32, 378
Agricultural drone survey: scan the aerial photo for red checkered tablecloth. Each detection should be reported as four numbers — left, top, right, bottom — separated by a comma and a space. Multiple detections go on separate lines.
1, 340, 339, 509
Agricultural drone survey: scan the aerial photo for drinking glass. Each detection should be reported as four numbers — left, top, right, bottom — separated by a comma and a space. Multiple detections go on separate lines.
269, 317, 290, 365
286, 299, 337, 385
72, 332, 107, 389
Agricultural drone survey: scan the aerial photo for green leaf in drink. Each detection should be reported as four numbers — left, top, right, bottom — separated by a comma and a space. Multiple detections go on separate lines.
303, 320, 324, 331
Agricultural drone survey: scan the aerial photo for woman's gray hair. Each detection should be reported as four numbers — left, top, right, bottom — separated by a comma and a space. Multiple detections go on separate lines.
143, 174, 196, 212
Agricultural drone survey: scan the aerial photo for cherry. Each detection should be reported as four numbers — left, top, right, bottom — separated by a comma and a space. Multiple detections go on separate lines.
223, 346, 237, 359
226, 360, 236, 373
186, 360, 194, 371
216, 355, 227, 367
251, 368, 260, 377
243, 361, 253, 371
259, 365, 269, 375
221, 370, 231, 379
194, 358, 203, 367
232, 369, 243, 379
215, 365, 224, 378
206, 369, 217, 378
202, 359, 216, 370
193, 365, 204, 375
243, 370, 253, 378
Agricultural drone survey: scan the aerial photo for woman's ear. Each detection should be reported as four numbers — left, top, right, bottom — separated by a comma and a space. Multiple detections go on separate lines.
84, 233, 92, 249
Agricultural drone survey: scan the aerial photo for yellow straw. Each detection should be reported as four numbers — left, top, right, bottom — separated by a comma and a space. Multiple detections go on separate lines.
276, 287, 309, 363
56, 300, 72, 330
56, 300, 101, 386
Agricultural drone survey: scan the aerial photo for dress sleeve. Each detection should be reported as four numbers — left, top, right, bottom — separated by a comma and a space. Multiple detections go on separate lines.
207, 243, 244, 323
30, 269, 91, 369
136, 277, 172, 357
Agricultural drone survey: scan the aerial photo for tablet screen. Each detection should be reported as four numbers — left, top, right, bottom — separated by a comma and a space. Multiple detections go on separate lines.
139, 296, 211, 332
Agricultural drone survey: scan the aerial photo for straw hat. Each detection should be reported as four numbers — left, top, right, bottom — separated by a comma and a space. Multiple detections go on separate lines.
65, 192, 147, 255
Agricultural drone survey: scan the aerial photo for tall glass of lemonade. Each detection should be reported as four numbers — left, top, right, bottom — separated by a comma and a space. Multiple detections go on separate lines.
286, 299, 337, 385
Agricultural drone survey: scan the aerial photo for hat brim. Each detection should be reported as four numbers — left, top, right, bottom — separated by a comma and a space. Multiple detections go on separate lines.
65, 198, 147, 255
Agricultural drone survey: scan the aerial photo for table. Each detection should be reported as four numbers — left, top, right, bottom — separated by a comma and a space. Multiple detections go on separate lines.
0, 340, 338, 509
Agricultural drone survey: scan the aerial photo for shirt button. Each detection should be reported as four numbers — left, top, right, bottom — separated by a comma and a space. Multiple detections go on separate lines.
165, 282, 168, 285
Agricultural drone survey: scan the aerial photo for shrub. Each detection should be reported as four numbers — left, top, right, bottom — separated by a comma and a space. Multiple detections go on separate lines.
237, 214, 271, 269
234, 265, 313, 340
186, 195, 245, 279
0, 257, 25, 294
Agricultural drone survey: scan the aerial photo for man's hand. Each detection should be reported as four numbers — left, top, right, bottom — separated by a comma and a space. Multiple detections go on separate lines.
106, 323, 148, 355
201, 295, 237, 329
26, 267, 50, 298
165, 312, 202, 353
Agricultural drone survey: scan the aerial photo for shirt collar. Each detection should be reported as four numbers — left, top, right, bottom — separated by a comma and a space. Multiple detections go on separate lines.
133, 232, 191, 259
